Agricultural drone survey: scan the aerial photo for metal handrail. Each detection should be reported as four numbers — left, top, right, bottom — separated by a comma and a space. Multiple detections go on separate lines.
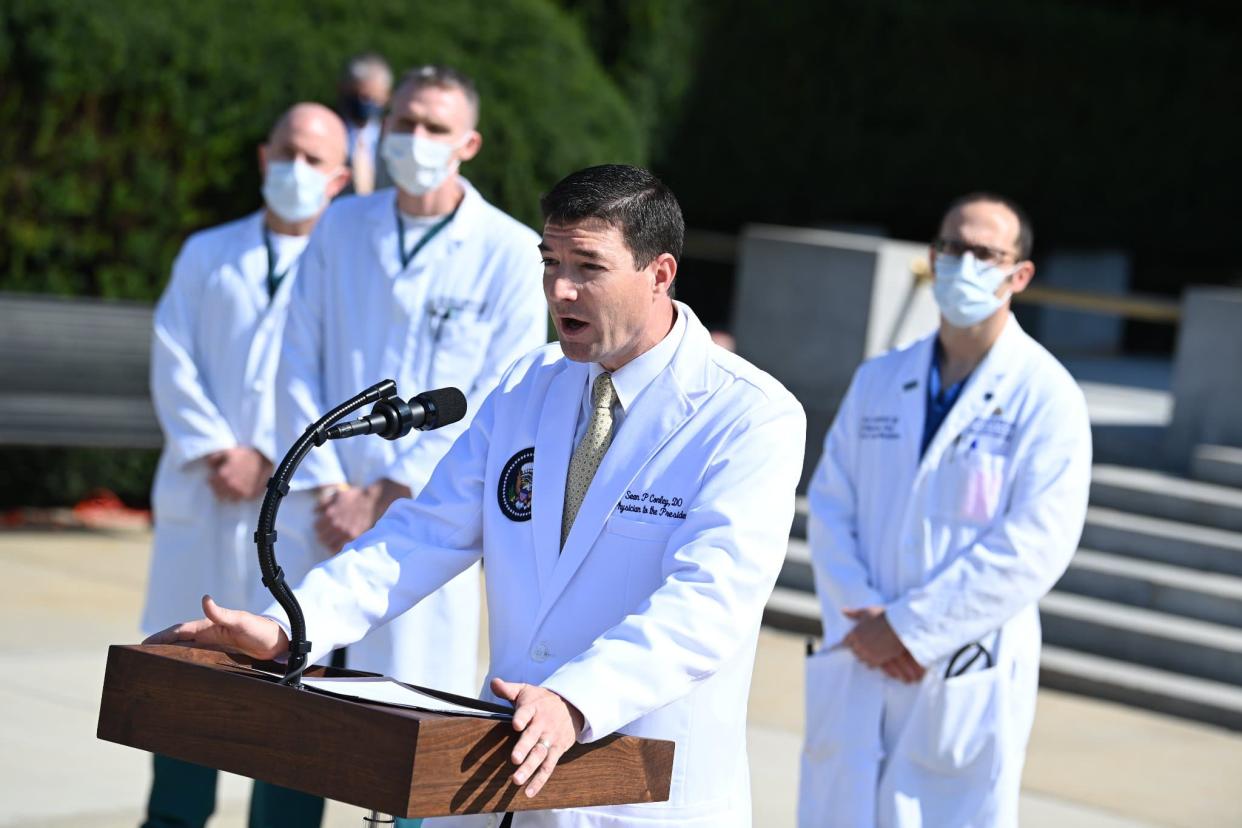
684, 229, 1181, 325
908, 257, 1181, 323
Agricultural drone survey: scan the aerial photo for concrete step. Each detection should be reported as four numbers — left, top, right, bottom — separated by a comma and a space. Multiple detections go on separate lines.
1039, 591, 1242, 686
1090, 464, 1242, 533
777, 537, 815, 593
764, 584, 821, 637
1055, 549, 1242, 628
792, 495, 809, 540
1191, 444, 1242, 489
1080, 506, 1242, 577
761, 588, 1242, 731
1039, 645, 1242, 732
776, 547, 1242, 677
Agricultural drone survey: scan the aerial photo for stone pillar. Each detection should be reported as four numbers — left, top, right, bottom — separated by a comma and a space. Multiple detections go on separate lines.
731, 224, 940, 487
1166, 287, 1242, 466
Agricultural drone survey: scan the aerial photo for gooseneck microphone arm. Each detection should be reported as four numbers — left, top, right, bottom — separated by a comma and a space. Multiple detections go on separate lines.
255, 378, 398, 688
255, 382, 469, 688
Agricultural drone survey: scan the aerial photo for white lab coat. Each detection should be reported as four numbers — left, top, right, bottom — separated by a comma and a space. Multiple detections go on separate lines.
142, 211, 296, 634
272, 180, 547, 692
266, 304, 806, 826
798, 317, 1091, 827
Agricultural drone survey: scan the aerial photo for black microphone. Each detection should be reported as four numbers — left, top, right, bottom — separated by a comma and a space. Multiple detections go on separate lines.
324, 387, 467, 441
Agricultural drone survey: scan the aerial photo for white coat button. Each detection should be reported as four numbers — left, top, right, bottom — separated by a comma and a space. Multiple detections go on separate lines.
251, 380, 266, 392
531, 643, 549, 662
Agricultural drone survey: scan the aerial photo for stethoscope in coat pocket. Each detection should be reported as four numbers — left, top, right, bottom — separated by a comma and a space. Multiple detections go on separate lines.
944, 640, 995, 678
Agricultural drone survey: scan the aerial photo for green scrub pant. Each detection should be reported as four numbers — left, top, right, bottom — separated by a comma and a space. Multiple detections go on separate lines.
145, 650, 421, 828
144, 755, 421, 827
251, 779, 422, 826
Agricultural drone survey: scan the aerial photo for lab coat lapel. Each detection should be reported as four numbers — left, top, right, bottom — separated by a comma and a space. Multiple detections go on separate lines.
535, 309, 705, 627
367, 190, 404, 278
239, 212, 274, 384
237, 212, 270, 313
531, 360, 586, 592
918, 316, 1022, 473
406, 178, 479, 282
896, 336, 933, 470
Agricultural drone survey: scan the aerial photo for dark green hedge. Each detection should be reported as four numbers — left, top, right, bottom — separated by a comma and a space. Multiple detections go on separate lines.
0, 447, 158, 509
0, 0, 648, 507
0, 0, 644, 303
559, 0, 702, 161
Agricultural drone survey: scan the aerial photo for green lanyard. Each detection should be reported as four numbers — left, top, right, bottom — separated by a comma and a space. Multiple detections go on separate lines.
396, 205, 458, 269
262, 226, 292, 300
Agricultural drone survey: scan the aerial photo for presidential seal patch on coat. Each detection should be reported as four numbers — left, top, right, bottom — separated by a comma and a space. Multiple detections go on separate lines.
498, 447, 534, 521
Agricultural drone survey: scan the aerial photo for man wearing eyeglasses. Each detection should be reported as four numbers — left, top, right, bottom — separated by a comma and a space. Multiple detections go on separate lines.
798, 194, 1092, 826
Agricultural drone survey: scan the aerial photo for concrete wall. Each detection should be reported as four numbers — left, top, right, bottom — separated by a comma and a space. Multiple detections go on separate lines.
1166, 287, 1242, 466
731, 224, 939, 486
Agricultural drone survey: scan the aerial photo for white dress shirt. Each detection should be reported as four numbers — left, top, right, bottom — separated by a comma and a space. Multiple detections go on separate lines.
574, 305, 686, 445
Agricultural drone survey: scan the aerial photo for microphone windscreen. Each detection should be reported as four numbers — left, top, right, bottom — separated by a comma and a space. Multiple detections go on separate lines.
420, 387, 468, 429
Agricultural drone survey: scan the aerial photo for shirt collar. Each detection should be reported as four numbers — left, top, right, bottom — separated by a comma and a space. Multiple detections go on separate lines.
587, 305, 686, 414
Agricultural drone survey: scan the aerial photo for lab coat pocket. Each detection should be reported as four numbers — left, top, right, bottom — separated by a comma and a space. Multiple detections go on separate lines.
904, 666, 1003, 775
429, 316, 493, 389
802, 647, 868, 759
799, 646, 882, 827
934, 450, 1008, 525
605, 515, 678, 543
606, 516, 676, 610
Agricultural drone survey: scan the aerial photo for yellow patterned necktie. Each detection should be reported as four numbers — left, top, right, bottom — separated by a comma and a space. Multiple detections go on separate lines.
562, 372, 618, 547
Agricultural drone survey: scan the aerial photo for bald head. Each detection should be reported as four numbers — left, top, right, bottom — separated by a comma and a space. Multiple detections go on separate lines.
260, 102, 352, 231
267, 102, 348, 168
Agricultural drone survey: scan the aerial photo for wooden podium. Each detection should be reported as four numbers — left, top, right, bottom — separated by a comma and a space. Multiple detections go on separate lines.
97, 645, 674, 819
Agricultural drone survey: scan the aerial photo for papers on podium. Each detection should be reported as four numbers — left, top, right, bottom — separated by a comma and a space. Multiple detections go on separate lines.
301, 676, 513, 719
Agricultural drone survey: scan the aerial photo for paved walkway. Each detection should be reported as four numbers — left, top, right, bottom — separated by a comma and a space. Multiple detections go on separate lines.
2, 527, 1239, 827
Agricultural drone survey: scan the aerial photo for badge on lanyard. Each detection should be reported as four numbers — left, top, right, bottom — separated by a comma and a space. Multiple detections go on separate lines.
498, 447, 534, 522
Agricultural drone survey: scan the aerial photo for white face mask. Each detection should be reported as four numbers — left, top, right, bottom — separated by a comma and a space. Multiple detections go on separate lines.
381, 132, 466, 196
932, 252, 1015, 328
262, 160, 332, 222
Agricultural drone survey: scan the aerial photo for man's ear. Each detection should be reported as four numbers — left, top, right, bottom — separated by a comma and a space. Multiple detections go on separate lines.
326, 165, 352, 200
651, 252, 678, 296
458, 130, 482, 163
1009, 260, 1036, 295
257, 144, 268, 177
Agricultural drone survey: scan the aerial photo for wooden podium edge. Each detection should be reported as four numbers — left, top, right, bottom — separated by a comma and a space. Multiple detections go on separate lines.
98, 644, 674, 817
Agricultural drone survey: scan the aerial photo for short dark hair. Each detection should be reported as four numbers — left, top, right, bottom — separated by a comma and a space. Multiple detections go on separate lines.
540, 164, 684, 269
397, 64, 480, 125
944, 192, 1035, 261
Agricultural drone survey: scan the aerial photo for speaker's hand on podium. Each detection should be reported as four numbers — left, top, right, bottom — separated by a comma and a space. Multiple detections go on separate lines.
492, 677, 585, 799
143, 595, 289, 661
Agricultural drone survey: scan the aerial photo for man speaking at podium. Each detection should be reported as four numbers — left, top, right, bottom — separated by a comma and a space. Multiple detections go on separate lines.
149, 164, 806, 827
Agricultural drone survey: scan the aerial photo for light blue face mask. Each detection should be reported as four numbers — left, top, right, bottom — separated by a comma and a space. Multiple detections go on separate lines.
932, 252, 1015, 328
262, 159, 331, 222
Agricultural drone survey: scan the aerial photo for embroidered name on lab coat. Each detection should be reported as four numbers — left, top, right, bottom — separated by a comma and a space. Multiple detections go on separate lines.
860, 415, 900, 440
618, 489, 687, 519
961, 416, 1017, 453
497, 447, 534, 521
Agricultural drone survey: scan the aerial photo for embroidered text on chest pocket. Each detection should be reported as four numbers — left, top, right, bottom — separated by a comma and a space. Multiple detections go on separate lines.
933, 450, 1009, 525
